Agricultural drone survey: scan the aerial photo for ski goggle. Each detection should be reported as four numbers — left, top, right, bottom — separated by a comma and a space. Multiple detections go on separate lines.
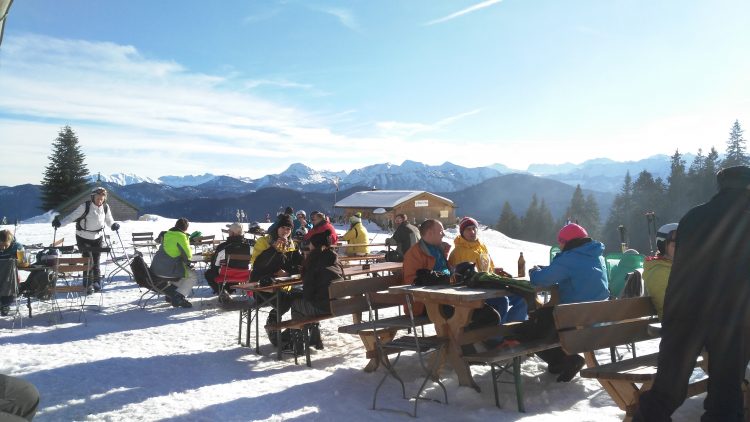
91, 188, 107, 196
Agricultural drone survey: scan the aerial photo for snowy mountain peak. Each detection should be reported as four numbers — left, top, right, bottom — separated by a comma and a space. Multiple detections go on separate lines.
89, 173, 162, 186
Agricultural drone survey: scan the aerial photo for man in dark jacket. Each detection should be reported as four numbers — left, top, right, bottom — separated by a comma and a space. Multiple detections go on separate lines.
635, 166, 750, 422
205, 223, 253, 297
385, 213, 420, 262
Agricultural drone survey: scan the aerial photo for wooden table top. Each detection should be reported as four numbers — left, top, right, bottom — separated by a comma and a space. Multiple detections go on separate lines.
388, 284, 512, 304
233, 274, 303, 293
342, 261, 402, 278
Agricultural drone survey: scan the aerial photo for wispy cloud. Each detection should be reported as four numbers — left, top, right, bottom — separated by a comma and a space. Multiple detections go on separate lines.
318, 7, 360, 32
376, 109, 482, 137
424, 0, 503, 26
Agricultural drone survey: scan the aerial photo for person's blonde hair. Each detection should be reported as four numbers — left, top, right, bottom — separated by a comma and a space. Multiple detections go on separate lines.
0, 229, 13, 249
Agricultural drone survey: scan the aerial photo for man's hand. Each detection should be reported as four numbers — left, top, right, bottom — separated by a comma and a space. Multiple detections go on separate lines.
111, 223, 121, 231
52, 216, 61, 229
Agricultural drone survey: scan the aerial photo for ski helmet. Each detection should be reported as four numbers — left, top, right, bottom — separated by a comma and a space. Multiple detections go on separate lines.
656, 223, 678, 255
557, 223, 588, 246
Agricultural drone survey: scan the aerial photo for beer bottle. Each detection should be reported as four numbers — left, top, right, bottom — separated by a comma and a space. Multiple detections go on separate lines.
517, 252, 526, 278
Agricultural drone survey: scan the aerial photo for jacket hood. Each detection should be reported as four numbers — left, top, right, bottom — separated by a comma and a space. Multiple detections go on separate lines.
564, 239, 604, 257
453, 235, 482, 249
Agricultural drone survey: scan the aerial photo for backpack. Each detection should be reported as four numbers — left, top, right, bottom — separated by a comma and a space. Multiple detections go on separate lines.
75, 201, 109, 232
20, 269, 54, 300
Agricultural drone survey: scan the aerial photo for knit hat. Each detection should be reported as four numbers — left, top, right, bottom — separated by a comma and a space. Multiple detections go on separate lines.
276, 213, 294, 228
717, 165, 750, 190
284, 206, 294, 215
296, 210, 306, 218
557, 223, 588, 246
459, 217, 478, 236
350, 215, 361, 224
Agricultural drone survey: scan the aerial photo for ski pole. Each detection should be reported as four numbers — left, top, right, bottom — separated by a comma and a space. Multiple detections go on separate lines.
618, 225, 627, 253
114, 229, 130, 261
52, 226, 57, 248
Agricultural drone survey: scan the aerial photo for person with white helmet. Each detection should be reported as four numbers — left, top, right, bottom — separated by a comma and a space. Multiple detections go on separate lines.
293, 210, 312, 236
52, 186, 118, 294
643, 223, 678, 319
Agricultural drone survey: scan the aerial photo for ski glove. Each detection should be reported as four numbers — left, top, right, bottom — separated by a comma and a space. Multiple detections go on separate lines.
52, 217, 61, 229
111, 223, 121, 231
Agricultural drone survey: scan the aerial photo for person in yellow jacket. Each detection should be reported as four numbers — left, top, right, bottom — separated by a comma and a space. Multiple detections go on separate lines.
341, 215, 369, 256
643, 223, 677, 320
449, 217, 528, 328
149, 217, 196, 308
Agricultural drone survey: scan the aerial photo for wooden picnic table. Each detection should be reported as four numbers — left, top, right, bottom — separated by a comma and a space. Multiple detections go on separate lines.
331, 242, 388, 249
338, 254, 385, 264
234, 275, 304, 359
342, 261, 402, 279
388, 283, 552, 391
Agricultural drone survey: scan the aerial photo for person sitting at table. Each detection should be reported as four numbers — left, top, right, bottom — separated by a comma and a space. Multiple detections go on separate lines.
266, 206, 295, 238
204, 223, 253, 301
290, 229, 343, 350
52, 186, 119, 294
608, 248, 642, 298
0, 230, 25, 316
341, 214, 369, 256
251, 213, 304, 346
642, 223, 677, 320
303, 211, 339, 246
149, 217, 195, 308
448, 217, 528, 328
528, 223, 609, 382
384, 213, 420, 262
293, 210, 313, 236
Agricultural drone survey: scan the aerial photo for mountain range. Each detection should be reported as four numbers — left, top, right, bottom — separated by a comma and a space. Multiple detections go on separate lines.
1, 155, 686, 223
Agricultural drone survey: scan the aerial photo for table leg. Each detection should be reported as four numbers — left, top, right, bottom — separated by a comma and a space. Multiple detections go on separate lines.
424, 302, 481, 391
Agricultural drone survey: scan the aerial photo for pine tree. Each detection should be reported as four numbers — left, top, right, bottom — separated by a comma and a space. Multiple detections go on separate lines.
666, 149, 688, 221
496, 201, 521, 238
724, 120, 749, 167
40, 126, 90, 210
537, 199, 556, 244
582, 194, 601, 239
564, 185, 587, 224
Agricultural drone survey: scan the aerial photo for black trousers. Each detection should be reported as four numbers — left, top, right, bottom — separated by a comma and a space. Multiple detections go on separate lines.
76, 235, 103, 286
637, 321, 749, 422
0, 374, 39, 422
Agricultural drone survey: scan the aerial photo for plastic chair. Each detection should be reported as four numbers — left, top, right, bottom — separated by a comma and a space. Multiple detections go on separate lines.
366, 292, 448, 417
549, 246, 560, 263
606, 252, 644, 298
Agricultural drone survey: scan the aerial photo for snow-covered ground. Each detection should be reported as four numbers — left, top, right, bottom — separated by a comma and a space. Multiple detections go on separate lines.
1, 218, 707, 421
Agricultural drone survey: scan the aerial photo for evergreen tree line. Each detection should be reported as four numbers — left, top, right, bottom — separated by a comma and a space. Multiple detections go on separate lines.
496, 120, 748, 254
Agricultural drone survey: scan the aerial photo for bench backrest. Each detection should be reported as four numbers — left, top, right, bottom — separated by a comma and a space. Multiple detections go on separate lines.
329, 274, 403, 317
553, 296, 658, 355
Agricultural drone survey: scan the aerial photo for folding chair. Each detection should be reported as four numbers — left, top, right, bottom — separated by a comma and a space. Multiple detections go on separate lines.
51, 256, 92, 323
191, 235, 216, 254
610, 270, 644, 362
0, 258, 23, 328
132, 232, 157, 259
129, 252, 181, 309
366, 292, 448, 417
217, 254, 252, 301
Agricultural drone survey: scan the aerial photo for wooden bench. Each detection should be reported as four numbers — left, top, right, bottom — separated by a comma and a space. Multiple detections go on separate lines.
553, 297, 708, 421
265, 274, 427, 369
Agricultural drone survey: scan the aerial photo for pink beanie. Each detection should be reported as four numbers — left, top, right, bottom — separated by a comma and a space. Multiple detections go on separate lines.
459, 217, 478, 236
557, 223, 588, 245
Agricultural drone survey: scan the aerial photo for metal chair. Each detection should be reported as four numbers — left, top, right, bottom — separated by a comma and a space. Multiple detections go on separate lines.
129, 252, 181, 309
366, 292, 448, 417
217, 254, 252, 300
131, 232, 157, 259
51, 256, 92, 324
0, 258, 23, 328
610, 270, 644, 362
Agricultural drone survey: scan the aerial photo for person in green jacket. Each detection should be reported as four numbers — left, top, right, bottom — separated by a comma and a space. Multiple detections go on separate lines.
643, 223, 677, 319
609, 249, 643, 298
150, 218, 196, 308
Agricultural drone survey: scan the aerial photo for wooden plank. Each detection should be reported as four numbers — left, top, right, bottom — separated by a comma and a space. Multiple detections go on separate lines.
558, 319, 656, 354
265, 314, 333, 330
463, 339, 560, 364
580, 353, 706, 383
328, 274, 402, 298
330, 296, 393, 316
56, 257, 91, 265
338, 314, 431, 334
553, 297, 656, 329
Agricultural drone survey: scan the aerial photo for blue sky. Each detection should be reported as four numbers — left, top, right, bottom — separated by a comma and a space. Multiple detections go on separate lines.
1, 0, 749, 185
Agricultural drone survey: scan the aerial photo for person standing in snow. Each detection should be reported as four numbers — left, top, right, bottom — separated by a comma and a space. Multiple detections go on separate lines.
0, 230, 25, 316
635, 166, 750, 422
384, 213, 420, 262
528, 223, 609, 382
52, 186, 119, 294
341, 214, 369, 256
449, 217, 528, 327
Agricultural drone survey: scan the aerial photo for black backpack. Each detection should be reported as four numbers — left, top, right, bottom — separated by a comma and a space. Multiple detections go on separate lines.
20, 269, 54, 300
75, 201, 109, 232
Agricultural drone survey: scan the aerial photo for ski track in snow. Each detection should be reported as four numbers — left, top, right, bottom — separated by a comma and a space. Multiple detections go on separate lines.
1, 219, 707, 421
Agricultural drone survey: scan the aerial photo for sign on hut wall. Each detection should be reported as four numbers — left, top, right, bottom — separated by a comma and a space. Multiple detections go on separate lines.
414, 200, 429, 207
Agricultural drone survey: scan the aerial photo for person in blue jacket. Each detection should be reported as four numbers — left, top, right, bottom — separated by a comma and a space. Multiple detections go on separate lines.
528, 223, 609, 382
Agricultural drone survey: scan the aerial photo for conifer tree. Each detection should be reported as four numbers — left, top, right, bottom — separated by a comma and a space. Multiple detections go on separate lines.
582, 193, 601, 239
40, 126, 90, 210
666, 149, 688, 221
496, 201, 521, 238
724, 120, 749, 167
